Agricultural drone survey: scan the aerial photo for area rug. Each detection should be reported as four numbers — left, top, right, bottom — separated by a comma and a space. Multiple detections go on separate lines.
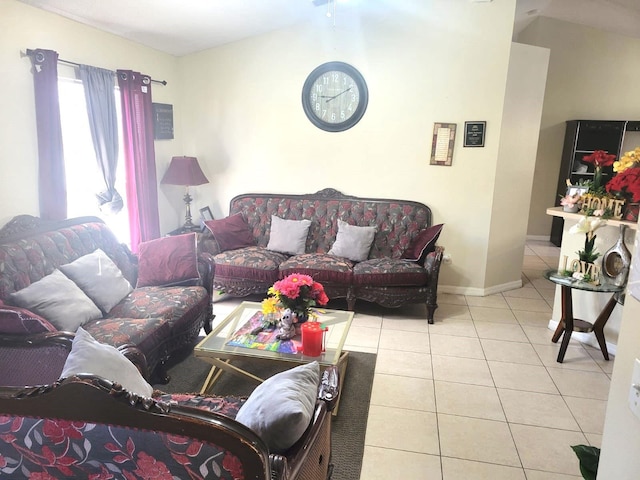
154, 348, 376, 480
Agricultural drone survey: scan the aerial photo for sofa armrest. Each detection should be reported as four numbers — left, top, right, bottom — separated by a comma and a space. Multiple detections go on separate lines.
0, 332, 73, 386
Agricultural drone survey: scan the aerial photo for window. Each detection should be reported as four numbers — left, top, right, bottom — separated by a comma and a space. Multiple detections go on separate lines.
58, 78, 130, 245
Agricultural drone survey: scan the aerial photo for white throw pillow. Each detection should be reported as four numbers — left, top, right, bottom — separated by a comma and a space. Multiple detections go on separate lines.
235, 361, 319, 453
59, 249, 133, 314
9, 270, 102, 332
266, 215, 312, 255
61, 327, 153, 398
328, 220, 376, 262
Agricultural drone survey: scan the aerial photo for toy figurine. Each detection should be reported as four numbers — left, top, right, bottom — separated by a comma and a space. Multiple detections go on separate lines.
276, 308, 296, 340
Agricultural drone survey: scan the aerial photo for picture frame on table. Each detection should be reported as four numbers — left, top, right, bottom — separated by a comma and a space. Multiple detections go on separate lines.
567, 185, 589, 197
199, 206, 213, 231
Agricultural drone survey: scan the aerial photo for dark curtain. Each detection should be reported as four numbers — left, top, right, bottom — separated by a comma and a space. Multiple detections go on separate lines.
117, 70, 160, 251
30, 49, 66, 220
79, 65, 123, 215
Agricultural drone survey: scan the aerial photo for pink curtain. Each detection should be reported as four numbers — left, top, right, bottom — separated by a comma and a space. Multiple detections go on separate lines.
117, 70, 160, 251
30, 49, 67, 220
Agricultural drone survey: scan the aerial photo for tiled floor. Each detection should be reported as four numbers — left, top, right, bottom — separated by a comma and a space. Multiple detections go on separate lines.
211, 240, 613, 479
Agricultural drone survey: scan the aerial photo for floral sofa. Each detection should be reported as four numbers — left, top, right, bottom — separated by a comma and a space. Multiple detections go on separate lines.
201, 188, 444, 323
0, 332, 339, 480
0, 215, 213, 382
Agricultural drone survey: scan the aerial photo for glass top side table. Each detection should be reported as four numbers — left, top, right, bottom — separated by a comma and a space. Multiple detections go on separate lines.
544, 269, 625, 363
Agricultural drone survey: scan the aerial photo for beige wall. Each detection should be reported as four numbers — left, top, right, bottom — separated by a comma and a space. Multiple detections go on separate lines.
1, 0, 549, 294
0, 0, 183, 234
518, 17, 640, 238
486, 42, 549, 290
178, 0, 524, 293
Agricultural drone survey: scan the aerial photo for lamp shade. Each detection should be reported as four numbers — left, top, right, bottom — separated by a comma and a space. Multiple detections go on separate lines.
161, 156, 209, 186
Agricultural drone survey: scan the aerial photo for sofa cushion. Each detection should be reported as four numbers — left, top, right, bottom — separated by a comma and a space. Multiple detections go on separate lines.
353, 258, 428, 286
204, 213, 256, 252
328, 220, 376, 262
266, 215, 311, 255
61, 327, 154, 397
59, 249, 133, 314
213, 246, 288, 286
279, 253, 354, 284
84, 315, 170, 360
137, 233, 200, 288
9, 270, 103, 332
401, 224, 444, 265
235, 361, 319, 453
0, 301, 57, 334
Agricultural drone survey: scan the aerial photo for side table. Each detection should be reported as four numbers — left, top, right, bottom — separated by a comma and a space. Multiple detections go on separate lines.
544, 269, 624, 363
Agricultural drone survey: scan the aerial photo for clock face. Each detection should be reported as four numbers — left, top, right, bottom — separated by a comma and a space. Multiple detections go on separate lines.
302, 62, 368, 132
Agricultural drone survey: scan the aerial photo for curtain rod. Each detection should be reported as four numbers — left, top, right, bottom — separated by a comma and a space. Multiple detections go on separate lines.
25, 49, 167, 86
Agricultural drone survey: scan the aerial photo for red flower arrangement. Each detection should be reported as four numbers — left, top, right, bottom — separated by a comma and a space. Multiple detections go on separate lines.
582, 150, 617, 191
262, 273, 329, 322
606, 166, 640, 202
582, 150, 616, 168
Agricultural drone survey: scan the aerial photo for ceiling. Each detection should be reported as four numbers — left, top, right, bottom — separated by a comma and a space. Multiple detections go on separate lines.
17, 0, 640, 57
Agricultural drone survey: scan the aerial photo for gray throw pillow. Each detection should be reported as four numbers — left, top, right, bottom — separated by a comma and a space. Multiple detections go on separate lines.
235, 361, 320, 453
328, 219, 376, 262
266, 215, 312, 255
61, 327, 153, 397
9, 270, 102, 332
59, 249, 133, 314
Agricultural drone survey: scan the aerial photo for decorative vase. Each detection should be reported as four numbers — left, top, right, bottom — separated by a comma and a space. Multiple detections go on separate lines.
624, 203, 640, 222
602, 225, 632, 286
563, 205, 579, 213
293, 309, 310, 324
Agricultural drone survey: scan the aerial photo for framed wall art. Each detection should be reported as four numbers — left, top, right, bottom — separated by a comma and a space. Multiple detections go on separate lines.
463, 121, 486, 147
430, 122, 457, 166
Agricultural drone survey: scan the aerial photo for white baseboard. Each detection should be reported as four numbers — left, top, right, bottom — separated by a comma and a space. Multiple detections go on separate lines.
526, 234, 551, 241
439, 279, 523, 297
547, 320, 617, 357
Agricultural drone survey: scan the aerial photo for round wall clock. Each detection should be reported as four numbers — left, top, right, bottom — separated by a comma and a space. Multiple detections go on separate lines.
301, 61, 368, 132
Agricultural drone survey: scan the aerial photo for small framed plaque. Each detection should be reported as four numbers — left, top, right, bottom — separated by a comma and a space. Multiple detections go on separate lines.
463, 121, 486, 147
430, 122, 457, 166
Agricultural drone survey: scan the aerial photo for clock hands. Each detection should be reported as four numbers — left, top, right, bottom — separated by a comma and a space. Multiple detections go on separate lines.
320, 87, 352, 103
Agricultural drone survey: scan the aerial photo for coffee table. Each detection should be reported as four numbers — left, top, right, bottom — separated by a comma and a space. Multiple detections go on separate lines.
194, 301, 354, 396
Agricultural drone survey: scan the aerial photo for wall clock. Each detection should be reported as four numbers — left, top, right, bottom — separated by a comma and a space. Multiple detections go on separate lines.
301, 61, 368, 132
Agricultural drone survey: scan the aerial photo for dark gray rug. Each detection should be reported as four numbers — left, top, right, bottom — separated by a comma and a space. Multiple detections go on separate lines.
154, 348, 376, 480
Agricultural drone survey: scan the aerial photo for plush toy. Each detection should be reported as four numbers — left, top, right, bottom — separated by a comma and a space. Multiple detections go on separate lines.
276, 308, 297, 340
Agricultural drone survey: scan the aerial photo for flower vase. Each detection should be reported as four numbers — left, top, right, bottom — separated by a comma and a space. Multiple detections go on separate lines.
602, 225, 632, 286
624, 203, 640, 222
563, 205, 579, 213
294, 309, 310, 324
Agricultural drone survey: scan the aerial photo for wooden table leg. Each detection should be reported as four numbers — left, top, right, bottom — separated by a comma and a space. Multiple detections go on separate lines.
556, 285, 573, 363
591, 294, 617, 361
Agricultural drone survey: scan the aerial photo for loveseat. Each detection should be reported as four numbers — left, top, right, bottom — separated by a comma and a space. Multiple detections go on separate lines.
0, 215, 213, 382
201, 188, 444, 322
0, 331, 339, 480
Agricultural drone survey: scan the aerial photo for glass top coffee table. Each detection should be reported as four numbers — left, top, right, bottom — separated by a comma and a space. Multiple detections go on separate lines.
194, 301, 354, 395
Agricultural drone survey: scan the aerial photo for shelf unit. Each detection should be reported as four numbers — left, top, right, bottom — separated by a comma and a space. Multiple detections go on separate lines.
550, 120, 635, 246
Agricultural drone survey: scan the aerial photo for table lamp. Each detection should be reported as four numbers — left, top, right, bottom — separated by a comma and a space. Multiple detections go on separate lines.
161, 156, 209, 232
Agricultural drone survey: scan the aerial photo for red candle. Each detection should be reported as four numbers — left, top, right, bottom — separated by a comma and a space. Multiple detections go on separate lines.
301, 322, 326, 357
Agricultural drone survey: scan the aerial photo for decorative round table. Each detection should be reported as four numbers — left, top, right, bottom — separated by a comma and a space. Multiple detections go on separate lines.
544, 269, 625, 363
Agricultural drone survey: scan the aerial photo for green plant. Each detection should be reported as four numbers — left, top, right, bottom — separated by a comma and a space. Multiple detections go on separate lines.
571, 444, 600, 480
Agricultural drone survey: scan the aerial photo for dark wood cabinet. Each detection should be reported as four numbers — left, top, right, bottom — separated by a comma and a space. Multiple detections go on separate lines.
550, 120, 627, 246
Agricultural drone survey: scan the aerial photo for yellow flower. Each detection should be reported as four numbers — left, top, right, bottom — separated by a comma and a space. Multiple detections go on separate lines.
261, 296, 279, 315
614, 147, 640, 173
